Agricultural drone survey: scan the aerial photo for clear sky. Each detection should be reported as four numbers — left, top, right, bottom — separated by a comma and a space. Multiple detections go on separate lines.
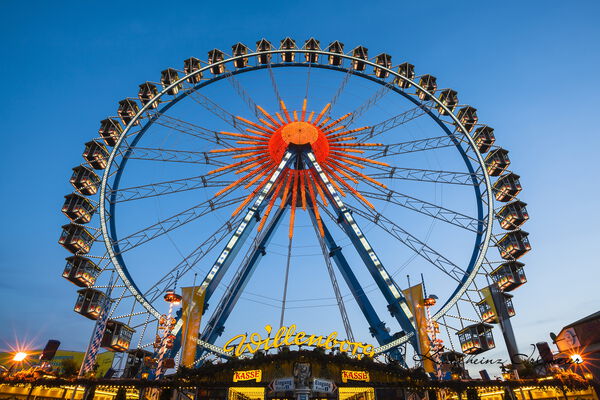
1, 0, 599, 377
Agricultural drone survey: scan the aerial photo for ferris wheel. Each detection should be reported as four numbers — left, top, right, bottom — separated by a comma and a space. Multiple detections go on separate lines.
59, 37, 531, 373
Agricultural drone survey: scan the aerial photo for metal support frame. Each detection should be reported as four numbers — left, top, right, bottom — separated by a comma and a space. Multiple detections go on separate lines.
100, 54, 493, 325
303, 151, 417, 343
93, 47, 500, 363
489, 285, 521, 367
200, 206, 287, 345
306, 204, 405, 363
197, 151, 294, 303
310, 210, 355, 342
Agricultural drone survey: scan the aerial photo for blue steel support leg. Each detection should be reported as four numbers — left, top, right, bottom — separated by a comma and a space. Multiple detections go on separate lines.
307, 204, 405, 363
200, 206, 287, 345
197, 151, 294, 305
303, 151, 417, 347
168, 152, 294, 363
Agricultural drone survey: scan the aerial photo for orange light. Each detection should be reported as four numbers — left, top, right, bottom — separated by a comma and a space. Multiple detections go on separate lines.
13, 352, 28, 362
281, 121, 319, 145
209, 98, 386, 238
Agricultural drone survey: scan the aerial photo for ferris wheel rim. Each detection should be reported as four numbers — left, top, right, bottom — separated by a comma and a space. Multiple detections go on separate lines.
97, 47, 495, 333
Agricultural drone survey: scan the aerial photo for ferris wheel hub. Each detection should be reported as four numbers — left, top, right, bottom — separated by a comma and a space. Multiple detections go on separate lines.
281, 121, 319, 145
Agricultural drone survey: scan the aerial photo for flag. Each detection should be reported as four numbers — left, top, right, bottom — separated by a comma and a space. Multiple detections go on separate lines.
180, 287, 206, 367
402, 284, 434, 373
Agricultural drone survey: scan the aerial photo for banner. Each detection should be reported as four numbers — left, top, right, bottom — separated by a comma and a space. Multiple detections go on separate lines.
181, 287, 206, 367
402, 284, 434, 373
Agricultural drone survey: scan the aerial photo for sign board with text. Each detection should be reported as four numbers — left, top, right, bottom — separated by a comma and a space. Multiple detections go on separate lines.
233, 369, 262, 382
312, 378, 337, 393
269, 377, 295, 392
341, 370, 370, 383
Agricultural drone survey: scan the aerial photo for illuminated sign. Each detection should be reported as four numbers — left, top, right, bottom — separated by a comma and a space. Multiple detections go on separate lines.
233, 369, 262, 382
223, 325, 375, 358
341, 370, 370, 383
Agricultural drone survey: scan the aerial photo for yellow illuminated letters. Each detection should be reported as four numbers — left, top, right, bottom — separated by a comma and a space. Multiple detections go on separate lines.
223, 325, 375, 358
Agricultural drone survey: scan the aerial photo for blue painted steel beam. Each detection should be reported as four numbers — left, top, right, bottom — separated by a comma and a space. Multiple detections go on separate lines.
307, 205, 390, 343
201, 206, 287, 345
198, 152, 294, 304
306, 205, 405, 363
303, 152, 417, 344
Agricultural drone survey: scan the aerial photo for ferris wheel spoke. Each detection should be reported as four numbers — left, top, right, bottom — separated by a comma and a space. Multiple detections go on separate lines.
368, 165, 482, 186
443, 312, 480, 324
361, 186, 483, 232
143, 216, 243, 303
370, 135, 461, 159
201, 206, 287, 345
347, 204, 466, 282
127, 146, 226, 166
357, 102, 433, 143
267, 60, 284, 111
155, 115, 233, 148
225, 72, 261, 119
187, 90, 251, 134
327, 68, 353, 114
135, 313, 155, 349
110, 310, 148, 320
112, 195, 244, 255
345, 80, 395, 127
304, 151, 417, 339
109, 174, 234, 203
309, 206, 355, 342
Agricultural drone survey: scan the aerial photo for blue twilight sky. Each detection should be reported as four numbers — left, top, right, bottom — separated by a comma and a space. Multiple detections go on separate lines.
1, 0, 599, 374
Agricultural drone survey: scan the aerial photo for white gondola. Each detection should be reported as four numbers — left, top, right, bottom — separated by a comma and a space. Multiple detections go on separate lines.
327, 41, 344, 66
456, 323, 495, 354
63, 256, 100, 287
83, 140, 109, 170
184, 57, 203, 83
232, 43, 249, 68
117, 99, 140, 126
437, 89, 458, 114
374, 53, 391, 78
256, 39, 273, 64
138, 82, 158, 108
303, 38, 320, 63
208, 49, 225, 74
101, 320, 135, 352
62, 193, 95, 224
497, 230, 531, 260
161, 68, 181, 95
74, 288, 106, 320
98, 118, 122, 147
351, 46, 368, 71
280, 37, 296, 63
